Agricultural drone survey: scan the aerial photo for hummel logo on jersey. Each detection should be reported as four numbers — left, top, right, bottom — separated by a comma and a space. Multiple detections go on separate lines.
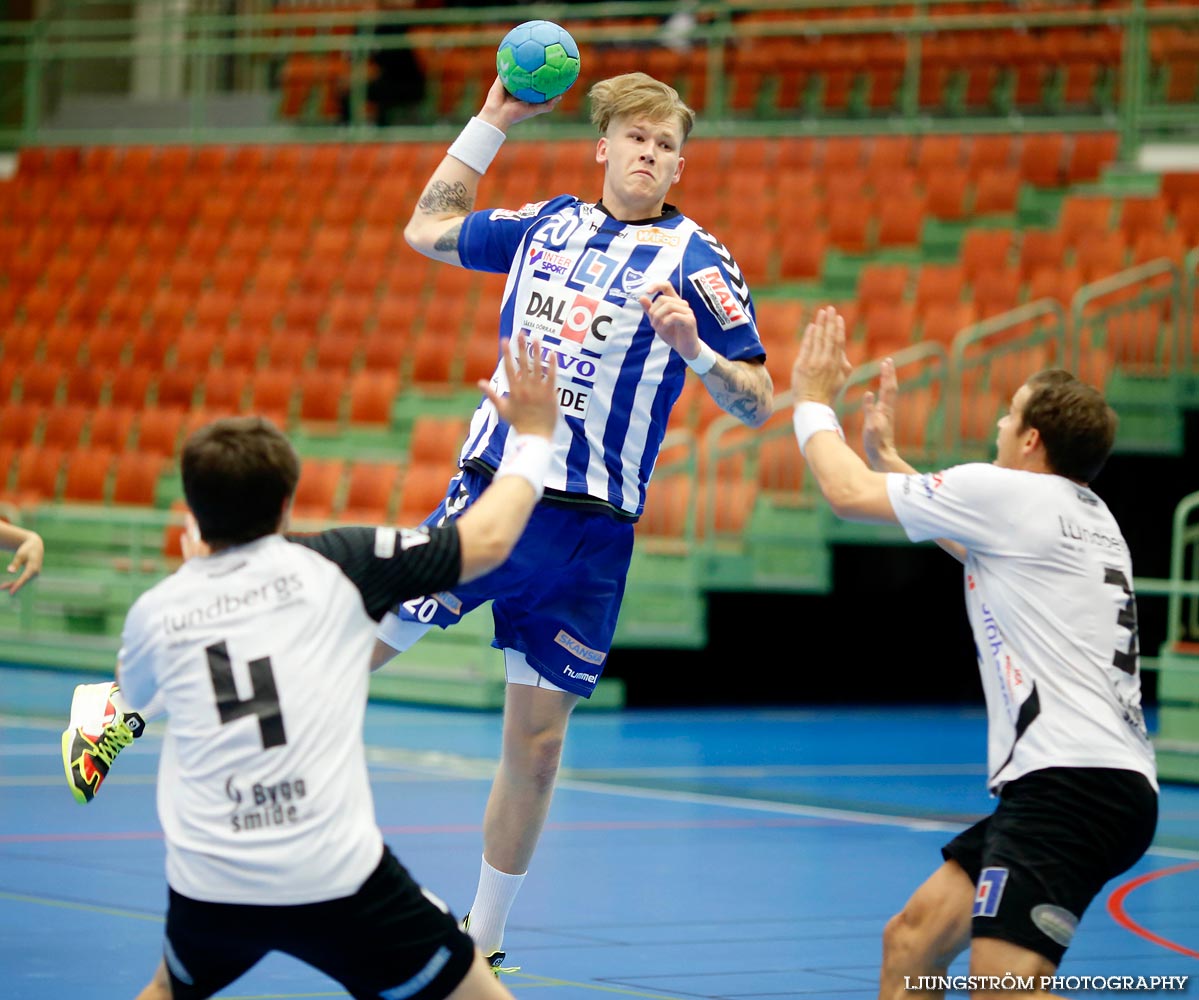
695, 228, 751, 308
688, 266, 750, 330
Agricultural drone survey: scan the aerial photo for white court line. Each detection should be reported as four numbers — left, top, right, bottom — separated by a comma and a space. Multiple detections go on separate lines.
8, 713, 1193, 860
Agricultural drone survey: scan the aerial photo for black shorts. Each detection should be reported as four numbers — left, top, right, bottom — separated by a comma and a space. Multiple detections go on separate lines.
162, 847, 475, 1000
942, 767, 1157, 965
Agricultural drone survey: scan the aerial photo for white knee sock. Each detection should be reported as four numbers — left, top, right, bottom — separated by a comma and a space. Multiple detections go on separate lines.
465, 855, 526, 957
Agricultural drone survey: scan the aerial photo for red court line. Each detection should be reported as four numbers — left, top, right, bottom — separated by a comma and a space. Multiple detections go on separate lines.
1106, 861, 1199, 960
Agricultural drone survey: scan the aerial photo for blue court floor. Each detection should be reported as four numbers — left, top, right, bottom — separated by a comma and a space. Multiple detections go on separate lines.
1, 666, 1196, 999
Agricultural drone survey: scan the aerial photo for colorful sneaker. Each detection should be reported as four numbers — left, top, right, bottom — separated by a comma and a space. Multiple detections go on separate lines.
462, 911, 521, 976
61, 682, 145, 804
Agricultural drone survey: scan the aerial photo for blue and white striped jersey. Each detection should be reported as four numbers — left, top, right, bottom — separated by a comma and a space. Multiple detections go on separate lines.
456, 196, 766, 520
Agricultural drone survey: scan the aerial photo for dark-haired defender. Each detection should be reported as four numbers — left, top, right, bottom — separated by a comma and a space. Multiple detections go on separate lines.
789, 308, 1157, 1000
67, 341, 558, 1000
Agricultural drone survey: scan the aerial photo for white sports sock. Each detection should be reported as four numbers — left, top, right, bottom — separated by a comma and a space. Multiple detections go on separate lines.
465, 855, 526, 957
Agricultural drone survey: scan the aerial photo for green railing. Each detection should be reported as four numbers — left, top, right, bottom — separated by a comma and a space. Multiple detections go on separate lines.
1163, 491, 1199, 650
1, 0, 1198, 146
1069, 257, 1185, 374
948, 298, 1068, 458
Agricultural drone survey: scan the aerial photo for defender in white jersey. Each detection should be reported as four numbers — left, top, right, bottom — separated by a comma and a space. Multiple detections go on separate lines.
373, 72, 775, 964
790, 309, 1158, 999
77, 343, 558, 1000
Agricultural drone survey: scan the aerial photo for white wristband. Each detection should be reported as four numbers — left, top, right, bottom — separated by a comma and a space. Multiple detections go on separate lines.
685, 341, 718, 376
446, 117, 506, 175
793, 402, 844, 458
495, 433, 552, 501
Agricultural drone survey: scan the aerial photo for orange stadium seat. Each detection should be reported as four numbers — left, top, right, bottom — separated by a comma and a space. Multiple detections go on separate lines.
1027, 266, 1084, 305
1067, 133, 1119, 184
62, 449, 112, 503
19, 364, 63, 407
1018, 134, 1066, 188
915, 264, 966, 313
920, 303, 977, 345
1059, 195, 1113, 247
173, 330, 220, 371
248, 371, 296, 427
396, 463, 452, 526
966, 135, 1013, 179
972, 169, 1020, 215
857, 265, 909, 309
292, 458, 345, 521
109, 366, 155, 410
1118, 196, 1169, 243
112, 452, 164, 506
410, 416, 468, 468
756, 435, 805, 495
1075, 232, 1129, 282
12, 446, 64, 504
155, 370, 199, 411
200, 369, 249, 413
88, 407, 136, 452
220, 330, 267, 370
340, 462, 399, 523
410, 338, 455, 386
265, 331, 314, 372
1018, 229, 1067, 281
926, 168, 969, 221
314, 332, 361, 373
826, 199, 871, 253
298, 371, 347, 425
361, 330, 405, 373
42, 325, 88, 367
348, 371, 398, 427
1132, 230, 1187, 266
0, 403, 41, 449
62, 369, 105, 408
137, 408, 186, 458
41, 406, 88, 450
973, 266, 1024, 318
876, 195, 925, 247
961, 229, 1015, 282
130, 330, 173, 370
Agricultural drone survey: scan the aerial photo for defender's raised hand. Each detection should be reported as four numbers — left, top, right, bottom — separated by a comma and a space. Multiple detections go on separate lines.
481, 332, 561, 440
791, 306, 852, 406
863, 357, 900, 471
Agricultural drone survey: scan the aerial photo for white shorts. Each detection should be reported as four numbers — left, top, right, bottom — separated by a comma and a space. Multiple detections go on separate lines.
376, 615, 569, 694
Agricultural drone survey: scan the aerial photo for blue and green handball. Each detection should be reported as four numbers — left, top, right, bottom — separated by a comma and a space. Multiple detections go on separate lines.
496, 20, 580, 103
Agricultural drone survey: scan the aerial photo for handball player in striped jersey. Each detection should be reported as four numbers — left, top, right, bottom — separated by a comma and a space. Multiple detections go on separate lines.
378, 71, 774, 967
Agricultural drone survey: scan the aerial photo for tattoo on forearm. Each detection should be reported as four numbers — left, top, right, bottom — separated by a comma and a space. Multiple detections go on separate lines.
418, 180, 472, 214
434, 222, 463, 253
705, 359, 773, 427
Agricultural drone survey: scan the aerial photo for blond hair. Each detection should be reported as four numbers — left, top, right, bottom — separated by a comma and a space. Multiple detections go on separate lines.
589, 72, 696, 143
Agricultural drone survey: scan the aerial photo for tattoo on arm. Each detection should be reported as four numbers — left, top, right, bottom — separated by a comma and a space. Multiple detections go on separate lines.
704, 359, 774, 428
434, 222, 463, 253
418, 180, 472, 215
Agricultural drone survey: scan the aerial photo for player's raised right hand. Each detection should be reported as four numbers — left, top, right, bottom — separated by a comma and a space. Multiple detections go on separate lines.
478, 77, 561, 131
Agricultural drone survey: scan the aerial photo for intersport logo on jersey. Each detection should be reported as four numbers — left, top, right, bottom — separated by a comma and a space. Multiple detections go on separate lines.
688, 266, 749, 330
526, 244, 573, 275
